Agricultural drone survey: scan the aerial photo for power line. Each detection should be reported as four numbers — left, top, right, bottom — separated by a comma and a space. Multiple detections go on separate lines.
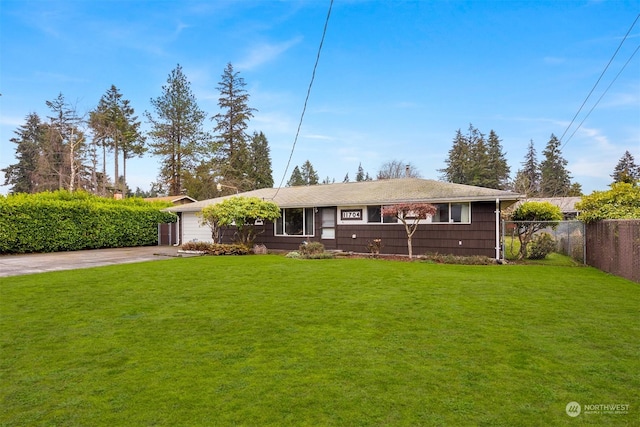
558, 13, 639, 145
273, 0, 333, 197
562, 43, 640, 149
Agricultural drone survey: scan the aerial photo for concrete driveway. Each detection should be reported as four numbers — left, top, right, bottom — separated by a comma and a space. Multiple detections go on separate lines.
0, 246, 183, 278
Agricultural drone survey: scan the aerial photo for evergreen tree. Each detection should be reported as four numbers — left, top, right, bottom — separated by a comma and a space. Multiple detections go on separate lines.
120, 100, 145, 196
611, 150, 640, 184
514, 140, 540, 196
568, 182, 583, 196
441, 125, 511, 189
212, 63, 256, 190
301, 160, 319, 185
486, 130, 511, 189
468, 127, 490, 187
356, 163, 365, 182
539, 134, 572, 197
182, 161, 219, 200
287, 166, 305, 186
247, 131, 274, 189
145, 64, 208, 195
90, 85, 145, 196
2, 113, 45, 193
343, 173, 350, 183
439, 129, 470, 184
321, 176, 335, 184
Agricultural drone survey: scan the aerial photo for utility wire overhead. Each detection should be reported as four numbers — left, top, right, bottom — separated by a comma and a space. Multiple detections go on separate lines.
273, 0, 333, 198
558, 13, 640, 146
562, 43, 640, 149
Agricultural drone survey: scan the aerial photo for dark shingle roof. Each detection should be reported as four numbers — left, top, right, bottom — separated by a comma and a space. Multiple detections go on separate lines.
168, 178, 521, 213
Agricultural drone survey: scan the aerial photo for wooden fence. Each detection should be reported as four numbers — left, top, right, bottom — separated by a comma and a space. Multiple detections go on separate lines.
585, 220, 640, 283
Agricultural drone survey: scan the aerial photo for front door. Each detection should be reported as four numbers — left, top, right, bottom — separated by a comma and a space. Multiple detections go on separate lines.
321, 208, 337, 249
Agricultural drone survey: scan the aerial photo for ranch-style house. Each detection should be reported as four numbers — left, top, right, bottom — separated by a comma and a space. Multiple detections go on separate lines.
165, 178, 521, 259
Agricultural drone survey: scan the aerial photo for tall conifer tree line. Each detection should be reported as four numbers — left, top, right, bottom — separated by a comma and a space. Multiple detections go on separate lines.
440, 124, 591, 197
5, 70, 635, 197
439, 124, 510, 190
512, 135, 582, 197
3, 94, 88, 193
3, 63, 274, 199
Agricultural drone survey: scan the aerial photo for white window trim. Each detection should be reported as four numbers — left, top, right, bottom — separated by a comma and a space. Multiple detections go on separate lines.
336, 204, 472, 225
429, 202, 472, 224
274, 207, 315, 237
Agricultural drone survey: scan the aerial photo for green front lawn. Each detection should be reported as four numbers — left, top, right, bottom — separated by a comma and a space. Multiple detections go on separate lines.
1, 256, 638, 425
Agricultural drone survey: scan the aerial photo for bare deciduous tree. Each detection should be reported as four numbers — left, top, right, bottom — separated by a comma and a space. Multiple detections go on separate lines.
382, 203, 437, 258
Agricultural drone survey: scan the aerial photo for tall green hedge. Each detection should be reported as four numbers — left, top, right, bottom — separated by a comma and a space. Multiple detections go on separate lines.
0, 191, 177, 254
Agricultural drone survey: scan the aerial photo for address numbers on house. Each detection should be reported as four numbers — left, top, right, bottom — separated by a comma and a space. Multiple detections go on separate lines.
341, 209, 363, 220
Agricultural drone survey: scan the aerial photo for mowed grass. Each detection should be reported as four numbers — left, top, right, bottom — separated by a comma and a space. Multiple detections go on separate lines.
1, 255, 638, 426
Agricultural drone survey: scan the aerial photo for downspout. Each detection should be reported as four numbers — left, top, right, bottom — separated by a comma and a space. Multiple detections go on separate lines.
495, 198, 501, 261
174, 213, 181, 246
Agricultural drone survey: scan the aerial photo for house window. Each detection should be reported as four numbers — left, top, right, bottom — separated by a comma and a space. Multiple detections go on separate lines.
432, 203, 471, 223
366, 206, 398, 223
275, 208, 314, 236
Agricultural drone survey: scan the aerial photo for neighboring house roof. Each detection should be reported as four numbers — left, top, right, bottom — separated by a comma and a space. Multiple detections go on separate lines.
166, 178, 522, 213
514, 197, 582, 215
145, 195, 197, 205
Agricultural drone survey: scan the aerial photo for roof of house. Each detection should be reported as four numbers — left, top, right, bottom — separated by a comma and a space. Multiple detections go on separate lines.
166, 178, 522, 213
144, 195, 197, 205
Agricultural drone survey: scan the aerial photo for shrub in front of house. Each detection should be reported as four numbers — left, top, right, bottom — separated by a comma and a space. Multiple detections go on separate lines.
286, 242, 334, 259
366, 239, 383, 256
0, 191, 176, 254
299, 241, 326, 256
180, 241, 250, 256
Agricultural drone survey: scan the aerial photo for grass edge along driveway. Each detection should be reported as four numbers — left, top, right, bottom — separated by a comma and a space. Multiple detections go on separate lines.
1, 255, 638, 426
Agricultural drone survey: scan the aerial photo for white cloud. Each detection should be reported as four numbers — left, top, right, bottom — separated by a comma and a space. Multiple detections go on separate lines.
252, 111, 296, 136
236, 37, 303, 70
570, 157, 613, 178
174, 21, 191, 37
599, 89, 640, 108
303, 133, 333, 140
565, 125, 615, 152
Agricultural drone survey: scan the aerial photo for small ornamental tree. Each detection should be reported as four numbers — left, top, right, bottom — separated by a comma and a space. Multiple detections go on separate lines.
510, 201, 562, 260
199, 197, 280, 247
381, 203, 437, 259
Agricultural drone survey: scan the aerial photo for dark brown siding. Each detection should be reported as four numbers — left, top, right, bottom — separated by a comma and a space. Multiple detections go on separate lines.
249, 202, 499, 257
334, 202, 498, 257
254, 223, 310, 251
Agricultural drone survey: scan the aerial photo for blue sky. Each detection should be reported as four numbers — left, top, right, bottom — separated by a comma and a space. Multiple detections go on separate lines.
1, 0, 639, 195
